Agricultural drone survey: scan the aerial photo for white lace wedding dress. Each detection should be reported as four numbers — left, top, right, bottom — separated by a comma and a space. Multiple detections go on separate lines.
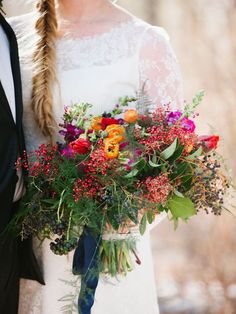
9, 12, 182, 314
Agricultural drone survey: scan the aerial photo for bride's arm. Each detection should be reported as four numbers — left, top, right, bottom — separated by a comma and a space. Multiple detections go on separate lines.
139, 26, 183, 111
138, 26, 184, 229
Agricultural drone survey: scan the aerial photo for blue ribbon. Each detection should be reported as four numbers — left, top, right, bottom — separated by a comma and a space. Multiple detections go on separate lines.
73, 227, 101, 314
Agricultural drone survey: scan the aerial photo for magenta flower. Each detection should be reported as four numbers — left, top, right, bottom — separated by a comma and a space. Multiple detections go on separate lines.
125, 159, 135, 171
134, 148, 143, 157
181, 117, 196, 133
120, 141, 130, 151
61, 146, 74, 158
167, 111, 195, 133
59, 124, 84, 142
167, 111, 182, 125
118, 118, 125, 125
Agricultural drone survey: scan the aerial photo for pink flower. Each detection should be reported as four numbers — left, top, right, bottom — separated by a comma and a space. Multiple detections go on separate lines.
120, 141, 129, 150
167, 111, 182, 124
181, 117, 196, 133
167, 111, 196, 133
61, 146, 74, 158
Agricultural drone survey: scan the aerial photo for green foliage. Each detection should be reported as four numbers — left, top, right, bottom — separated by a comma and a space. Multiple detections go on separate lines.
168, 145, 185, 163
139, 213, 147, 235
99, 238, 136, 276
185, 146, 203, 160
11, 93, 230, 284
160, 138, 178, 160
182, 90, 205, 118
168, 195, 196, 221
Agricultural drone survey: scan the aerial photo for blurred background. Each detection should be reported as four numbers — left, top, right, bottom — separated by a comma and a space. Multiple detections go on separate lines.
4, 0, 236, 313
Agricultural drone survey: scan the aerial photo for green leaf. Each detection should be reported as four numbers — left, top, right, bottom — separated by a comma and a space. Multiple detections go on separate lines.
192, 90, 205, 107
118, 157, 131, 164
42, 198, 58, 205
168, 195, 196, 220
133, 158, 146, 171
123, 168, 139, 178
107, 213, 120, 230
168, 145, 184, 163
170, 162, 191, 180
157, 204, 167, 213
147, 211, 155, 224
160, 138, 178, 160
127, 208, 138, 224
186, 147, 203, 160
148, 157, 162, 168
182, 176, 193, 191
152, 153, 157, 164
139, 214, 147, 235
174, 189, 184, 198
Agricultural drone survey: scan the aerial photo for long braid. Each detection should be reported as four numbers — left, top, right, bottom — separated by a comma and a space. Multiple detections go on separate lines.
32, 0, 57, 140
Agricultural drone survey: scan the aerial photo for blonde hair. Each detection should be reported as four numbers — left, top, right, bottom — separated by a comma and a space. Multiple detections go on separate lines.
32, 0, 57, 140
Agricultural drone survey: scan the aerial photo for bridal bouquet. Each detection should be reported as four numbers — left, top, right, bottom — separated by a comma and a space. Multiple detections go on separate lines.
13, 92, 229, 277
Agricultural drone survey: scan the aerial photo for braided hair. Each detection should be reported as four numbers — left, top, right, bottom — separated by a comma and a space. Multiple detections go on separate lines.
32, 0, 57, 141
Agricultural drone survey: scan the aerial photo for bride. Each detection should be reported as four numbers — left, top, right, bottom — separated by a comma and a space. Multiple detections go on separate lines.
9, 0, 183, 313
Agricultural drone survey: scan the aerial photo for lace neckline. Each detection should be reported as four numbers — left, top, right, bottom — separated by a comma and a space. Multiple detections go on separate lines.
54, 17, 148, 71
56, 18, 143, 44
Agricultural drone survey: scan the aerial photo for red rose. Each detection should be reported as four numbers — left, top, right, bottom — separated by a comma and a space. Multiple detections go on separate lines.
199, 135, 219, 152
69, 138, 91, 155
101, 117, 119, 130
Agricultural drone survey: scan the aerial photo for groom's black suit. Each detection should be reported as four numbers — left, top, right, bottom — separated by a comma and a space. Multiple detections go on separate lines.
0, 13, 44, 314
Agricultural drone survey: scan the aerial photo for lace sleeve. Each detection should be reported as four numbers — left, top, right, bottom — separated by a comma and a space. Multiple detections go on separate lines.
139, 26, 183, 230
139, 26, 183, 110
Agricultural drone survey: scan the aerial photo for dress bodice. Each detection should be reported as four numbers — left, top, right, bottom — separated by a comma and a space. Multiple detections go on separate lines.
9, 12, 183, 151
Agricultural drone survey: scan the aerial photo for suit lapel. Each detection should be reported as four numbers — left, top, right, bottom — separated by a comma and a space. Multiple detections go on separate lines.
0, 13, 25, 155
0, 13, 23, 130
0, 80, 15, 125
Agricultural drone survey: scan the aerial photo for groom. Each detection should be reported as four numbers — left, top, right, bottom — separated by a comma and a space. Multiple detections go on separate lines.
0, 10, 44, 314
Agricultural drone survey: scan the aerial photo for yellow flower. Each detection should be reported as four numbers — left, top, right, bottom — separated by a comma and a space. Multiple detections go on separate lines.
105, 124, 126, 143
124, 109, 139, 124
104, 139, 120, 158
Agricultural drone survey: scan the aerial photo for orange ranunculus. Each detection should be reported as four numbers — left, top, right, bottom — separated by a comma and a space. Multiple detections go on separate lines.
124, 109, 139, 124
104, 139, 120, 158
105, 124, 126, 143
91, 117, 103, 131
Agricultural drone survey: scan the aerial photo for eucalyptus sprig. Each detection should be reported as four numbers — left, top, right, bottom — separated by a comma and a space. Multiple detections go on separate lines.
182, 90, 205, 118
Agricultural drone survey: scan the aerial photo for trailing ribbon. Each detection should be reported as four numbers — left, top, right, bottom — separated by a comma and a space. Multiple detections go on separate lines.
73, 227, 101, 314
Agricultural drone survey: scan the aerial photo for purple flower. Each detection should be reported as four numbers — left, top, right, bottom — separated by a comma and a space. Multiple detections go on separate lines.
60, 146, 74, 158
167, 111, 182, 125
118, 118, 125, 125
181, 117, 196, 133
120, 141, 130, 151
134, 148, 143, 157
67, 124, 84, 136
59, 124, 84, 142
125, 159, 135, 171
167, 111, 195, 133
128, 159, 135, 165
59, 130, 66, 136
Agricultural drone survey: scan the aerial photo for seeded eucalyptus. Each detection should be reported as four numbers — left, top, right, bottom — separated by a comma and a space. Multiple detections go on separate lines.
188, 153, 229, 215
